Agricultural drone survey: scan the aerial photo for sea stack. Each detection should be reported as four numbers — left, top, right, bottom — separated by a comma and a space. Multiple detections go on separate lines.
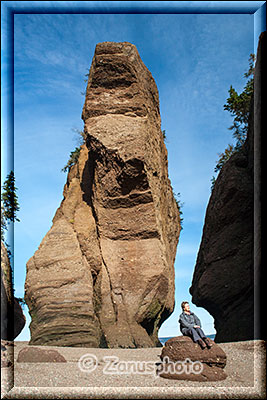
189, 31, 266, 342
25, 42, 181, 348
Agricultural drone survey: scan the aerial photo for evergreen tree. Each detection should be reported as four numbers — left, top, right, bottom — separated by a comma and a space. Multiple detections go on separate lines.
1, 171, 20, 241
211, 54, 255, 190
223, 53, 255, 149
61, 147, 81, 173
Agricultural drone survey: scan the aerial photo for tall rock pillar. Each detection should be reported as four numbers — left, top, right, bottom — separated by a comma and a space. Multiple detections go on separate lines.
25, 42, 181, 348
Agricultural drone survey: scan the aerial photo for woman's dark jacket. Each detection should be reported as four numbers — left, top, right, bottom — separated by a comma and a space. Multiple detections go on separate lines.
178, 311, 202, 334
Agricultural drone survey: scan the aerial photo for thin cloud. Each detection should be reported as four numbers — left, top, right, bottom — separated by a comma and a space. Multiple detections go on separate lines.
6, 12, 253, 341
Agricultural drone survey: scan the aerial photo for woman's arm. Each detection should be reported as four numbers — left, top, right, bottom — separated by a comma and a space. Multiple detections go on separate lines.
179, 313, 195, 329
193, 313, 202, 328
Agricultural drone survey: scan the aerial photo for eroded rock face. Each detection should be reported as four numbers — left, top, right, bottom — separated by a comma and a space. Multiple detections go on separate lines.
1, 242, 26, 340
25, 42, 181, 348
189, 137, 254, 343
189, 32, 267, 343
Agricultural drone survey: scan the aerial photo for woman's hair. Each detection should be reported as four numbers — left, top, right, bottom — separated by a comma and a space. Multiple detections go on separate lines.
181, 301, 189, 310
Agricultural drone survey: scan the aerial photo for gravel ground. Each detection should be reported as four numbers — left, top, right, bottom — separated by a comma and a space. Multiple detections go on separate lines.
1, 340, 266, 399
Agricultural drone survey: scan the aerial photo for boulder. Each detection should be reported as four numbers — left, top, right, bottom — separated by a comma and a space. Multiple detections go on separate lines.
25, 42, 181, 348
1, 340, 14, 368
17, 347, 67, 363
157, 336, 227, 381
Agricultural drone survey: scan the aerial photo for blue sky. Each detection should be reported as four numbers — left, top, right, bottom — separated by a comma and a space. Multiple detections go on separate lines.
1, 2, 258, 341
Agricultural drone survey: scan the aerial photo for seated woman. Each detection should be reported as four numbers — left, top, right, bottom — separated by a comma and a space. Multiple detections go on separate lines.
178, 301, 213, 349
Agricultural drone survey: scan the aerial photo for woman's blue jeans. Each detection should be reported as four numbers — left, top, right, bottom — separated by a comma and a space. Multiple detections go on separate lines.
183, 327, 206, 342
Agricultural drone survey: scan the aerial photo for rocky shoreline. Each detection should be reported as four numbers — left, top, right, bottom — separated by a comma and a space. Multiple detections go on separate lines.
1, 339, 266, 399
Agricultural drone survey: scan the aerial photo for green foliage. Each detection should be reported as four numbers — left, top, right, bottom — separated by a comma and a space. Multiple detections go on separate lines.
214, 143, 235, 174
211, 54, 255, 190
1, 171, 20, 240
61, 128, 87, 173
16, 297, 26, 309
162, 129, 167, 141
174, 192, 184, 229
72, 128, 87, 147
81, 68, 90, 95
61, 147, 81, 173
146, 298, 162, 320
224, 53, 255, 148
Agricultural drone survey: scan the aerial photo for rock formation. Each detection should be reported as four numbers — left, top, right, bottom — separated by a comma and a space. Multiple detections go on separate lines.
190, 135, 254, 342
25, 42, 181, 348
190, 33, 266, 342
17, 347, 67, 363
1, 340, 14, 368
1, 241, 26, 340
158, 336, 227, 381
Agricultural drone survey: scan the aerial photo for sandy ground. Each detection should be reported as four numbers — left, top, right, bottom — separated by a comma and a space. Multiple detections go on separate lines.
1, 340, 266, 399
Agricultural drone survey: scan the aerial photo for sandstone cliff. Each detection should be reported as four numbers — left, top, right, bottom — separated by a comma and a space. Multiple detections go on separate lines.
1, 241, 26, 340
25, 42, 181, 348
190, 33, 265, 342
190, 138, 254, 342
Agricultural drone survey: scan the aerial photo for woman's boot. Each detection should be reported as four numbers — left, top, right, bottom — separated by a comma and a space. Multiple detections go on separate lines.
197, 339, 207, 349
203, 337, 213, 348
